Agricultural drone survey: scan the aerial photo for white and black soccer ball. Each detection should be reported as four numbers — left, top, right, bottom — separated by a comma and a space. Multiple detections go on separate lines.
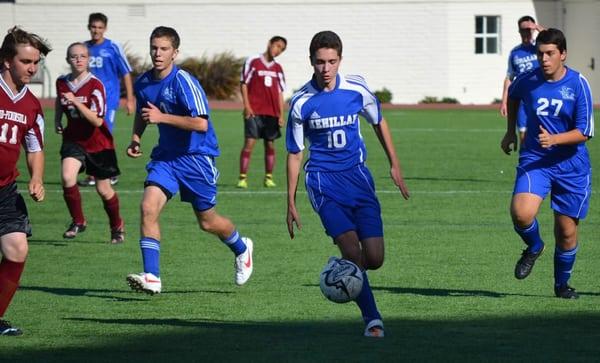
319, 257, 364, 303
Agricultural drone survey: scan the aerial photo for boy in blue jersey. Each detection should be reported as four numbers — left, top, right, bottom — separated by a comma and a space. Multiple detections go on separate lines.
501, 28, 594, 299
80, 13, 135, 186
500, 16, 544, 146
286, 31, 410, 337
125, 26, 253, 294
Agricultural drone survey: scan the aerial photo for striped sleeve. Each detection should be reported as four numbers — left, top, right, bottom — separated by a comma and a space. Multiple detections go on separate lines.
286, 87, 309, 153
576, 74, 594, 138
176, 70, 209, 117
345, 74, 381, 124
112, 41, 133, 77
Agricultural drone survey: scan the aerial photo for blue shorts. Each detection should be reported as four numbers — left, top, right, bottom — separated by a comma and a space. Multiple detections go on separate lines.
513, 156, 592, 219
146, 154, 219, 211
305, 164, 382, 240
517, 103, 527, 132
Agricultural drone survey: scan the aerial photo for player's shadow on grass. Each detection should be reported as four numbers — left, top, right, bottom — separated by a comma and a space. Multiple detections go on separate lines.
401, 176, 497, 183
21, 285, 234, 300
372, 286, 543, 298
28, 238, 125, 246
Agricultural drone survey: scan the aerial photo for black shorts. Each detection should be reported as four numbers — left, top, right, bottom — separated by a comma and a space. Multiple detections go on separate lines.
0, 182, 32, 237
60, 143, 121, 179
244, 115, 281, 140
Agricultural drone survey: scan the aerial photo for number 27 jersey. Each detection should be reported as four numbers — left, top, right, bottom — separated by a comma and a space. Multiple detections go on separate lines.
286, 74, 382, 172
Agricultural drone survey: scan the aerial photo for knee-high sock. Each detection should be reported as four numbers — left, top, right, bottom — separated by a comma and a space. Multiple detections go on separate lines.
239, 150, 251, 176
140, 237, 160, 277
354, 271, 381, 324
0, 258, 25, 317
63, 185, 85, 225
265, 148, 275, 175
103, 193, 123, 230
554, 245, 578, 287
220, 230, 247, 256
514, 219, 544, 253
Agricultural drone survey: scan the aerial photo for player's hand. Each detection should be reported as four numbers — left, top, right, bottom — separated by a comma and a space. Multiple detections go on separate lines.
278, 116, 285, 127
55, 122, 63, 134
28, 179, 44, 202
501, 132, 518, 155
499, 102, 508, 117
390, 166, 410, 200
243, 107, 254, 120
538, 125, 555, 148
126, 98, 136, 115
62, 92, 76, 104
141, 102, 163, 124
126, 140, 143, 158
286, 203, 302, 239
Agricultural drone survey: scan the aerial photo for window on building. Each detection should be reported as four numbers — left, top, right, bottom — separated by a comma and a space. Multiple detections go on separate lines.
475, 15, 500, 54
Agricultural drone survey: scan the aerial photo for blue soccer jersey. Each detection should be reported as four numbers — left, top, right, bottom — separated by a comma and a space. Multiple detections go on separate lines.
286, 74, 382, 172
507, 43, 539, 80
509, 67, 594, 165
86, 39, 132, 112
134, 65, 219, 160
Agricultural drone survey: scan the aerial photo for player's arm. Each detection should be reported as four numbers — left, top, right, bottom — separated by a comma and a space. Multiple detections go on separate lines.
538, 126, 588, 148
500, 77, 511, 117
240, 83, 254, 119
286, 151, 303, 239
127, 112, 147, 158
140, 101, 208, 132
54, 96, 64, 134
62, 92, 103, 127
26, 151, 44, 202
501, 95, 520, 155
122, 73, 135, 115
278, 92, 285, 127
372, 118, 410, 199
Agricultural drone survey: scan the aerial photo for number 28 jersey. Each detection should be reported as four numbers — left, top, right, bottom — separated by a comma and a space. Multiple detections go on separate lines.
0, 75, 44, 188
509, 67, 594, 164
286, 74, 382, 172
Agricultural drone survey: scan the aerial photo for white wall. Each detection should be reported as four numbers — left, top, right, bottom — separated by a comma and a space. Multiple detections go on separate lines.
0, 0, 563, 104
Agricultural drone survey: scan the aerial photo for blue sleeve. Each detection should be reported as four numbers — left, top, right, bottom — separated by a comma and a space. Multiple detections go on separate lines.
286, 103, 305, 153
575, 75, 595, 138
508, 74, 525, 101
176, 71, 210, 117
112, 42, 132, 78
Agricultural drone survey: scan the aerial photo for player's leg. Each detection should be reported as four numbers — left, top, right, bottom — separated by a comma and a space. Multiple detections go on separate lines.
553, 213, 579, 299
61, 154, 87, 238
263, 116, 281, 188
90, 150, 124, 244
0, 233, 27, 336
238, 116, 260, 188
511, 166, 550, 279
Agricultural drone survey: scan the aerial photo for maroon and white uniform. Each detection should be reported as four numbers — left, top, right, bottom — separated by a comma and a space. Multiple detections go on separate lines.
56, 73, 114, 153
0, 75, 44, 188
240, 54, 285, 117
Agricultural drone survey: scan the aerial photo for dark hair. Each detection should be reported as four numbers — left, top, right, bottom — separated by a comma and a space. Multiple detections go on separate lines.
150, 26, 180, 49
88, 12, 108, 26
309, 31, 342, 62
518, 15, 535, 26
0, 26, 51, 63
66, 42, 87, 58
536, 28, 567, 53
269, 36, 287, 47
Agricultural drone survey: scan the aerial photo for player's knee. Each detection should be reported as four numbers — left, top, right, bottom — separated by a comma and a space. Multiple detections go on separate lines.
140, 201, 160, 223
511, 210, 535, 228
365, 254, 384, 270
3, 240, 28, 262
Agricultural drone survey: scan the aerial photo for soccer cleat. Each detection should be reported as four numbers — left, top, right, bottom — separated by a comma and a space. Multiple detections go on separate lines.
0, 319, 22, 336
514, 245, 545, 280
236, 178, 248, 189
554, 284, 579, 299
234, 237, 253, 285
263, 177, 276, 188
126, 272, 161, 294
364, 319, 384, 338
110, 177, 119, 186
110, 225, 125, 244
63, 222, 87, 239
77, 175, 96, 186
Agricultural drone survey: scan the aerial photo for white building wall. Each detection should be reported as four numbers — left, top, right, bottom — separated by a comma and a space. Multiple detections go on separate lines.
0, 0, 567, 104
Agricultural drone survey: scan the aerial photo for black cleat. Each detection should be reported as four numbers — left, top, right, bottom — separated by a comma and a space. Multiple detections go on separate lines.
63, 222, 87, 239
514, 245, 545, 280
555, 285, 579, 299
0, 320, 23, 336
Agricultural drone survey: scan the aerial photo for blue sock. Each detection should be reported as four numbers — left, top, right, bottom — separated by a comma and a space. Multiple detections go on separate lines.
140, 237, 160, 277
354, 271, 381, 324
554, 244, 578, 287
221, 230, 247, 256
514, 219, 544, 253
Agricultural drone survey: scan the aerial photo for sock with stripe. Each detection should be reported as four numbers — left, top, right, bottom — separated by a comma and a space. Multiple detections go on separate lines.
140, 237, 160, 277
514, 219, 544, 253
554, 244, 578, 288
221, 230, 247, 256
355, 271, 382, 324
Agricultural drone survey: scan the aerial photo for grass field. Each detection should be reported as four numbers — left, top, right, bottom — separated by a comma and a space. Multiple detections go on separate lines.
2, 108, 600, 361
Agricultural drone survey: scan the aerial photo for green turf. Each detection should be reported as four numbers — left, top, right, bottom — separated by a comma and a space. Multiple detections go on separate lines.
3, 109, 599, 361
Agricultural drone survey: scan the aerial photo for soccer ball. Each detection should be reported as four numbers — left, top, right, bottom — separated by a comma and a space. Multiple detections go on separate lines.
319, 257, 364, 303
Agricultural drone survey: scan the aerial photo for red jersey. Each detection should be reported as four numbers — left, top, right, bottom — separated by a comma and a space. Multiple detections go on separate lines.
241, 54, 285, 117
0, 75, 44, 188
56, 73, 114, 153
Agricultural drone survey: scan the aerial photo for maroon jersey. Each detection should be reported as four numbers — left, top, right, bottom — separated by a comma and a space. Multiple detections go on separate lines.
0, 75, 44, 188
241, 54, 285, 117
56, 73, 114, 153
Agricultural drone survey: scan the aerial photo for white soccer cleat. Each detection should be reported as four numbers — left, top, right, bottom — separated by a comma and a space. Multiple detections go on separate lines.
364, 319, 385, 338
126, 272, 162, 295
234, 237, 253, 285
